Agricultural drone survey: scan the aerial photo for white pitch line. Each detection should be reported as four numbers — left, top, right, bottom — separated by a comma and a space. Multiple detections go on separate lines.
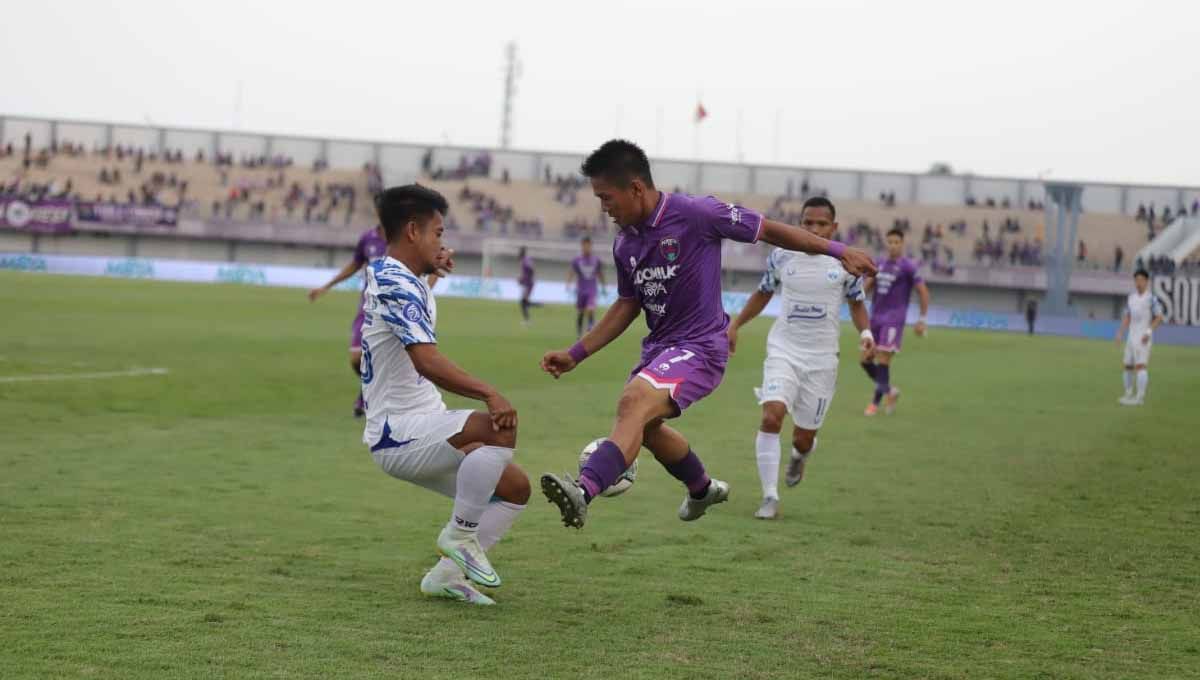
0, 367, 169, 384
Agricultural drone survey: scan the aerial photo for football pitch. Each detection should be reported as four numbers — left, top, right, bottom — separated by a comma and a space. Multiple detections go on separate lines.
2, 271, 1198, 679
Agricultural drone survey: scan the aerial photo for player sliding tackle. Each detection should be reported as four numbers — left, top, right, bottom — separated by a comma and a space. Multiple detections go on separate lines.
360, 185, 530, 606
539, 140, 876, 529
726, 197, 873, 520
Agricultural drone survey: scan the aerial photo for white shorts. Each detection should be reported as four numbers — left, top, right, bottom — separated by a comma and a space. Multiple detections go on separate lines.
755, 354, 838, 430
1123, 340, 1152, 367
368, 409, 474, 498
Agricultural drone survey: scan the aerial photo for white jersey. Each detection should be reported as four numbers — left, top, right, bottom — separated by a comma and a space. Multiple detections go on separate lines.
759, 248, 865, 361
360, 257, 447, 446
1125, 289, 1165, 344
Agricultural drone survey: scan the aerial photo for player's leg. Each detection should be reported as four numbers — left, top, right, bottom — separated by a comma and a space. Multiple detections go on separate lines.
785, 363, 834, 486
867, 350, 892, 415
1119, 342, 1137, 404
753, 403, 787, 519
575, 308, 585, 338
640, 416, 731, 521
861, 321, 879, 381
350, 313, 366, 417
1131, 341, 1151, 404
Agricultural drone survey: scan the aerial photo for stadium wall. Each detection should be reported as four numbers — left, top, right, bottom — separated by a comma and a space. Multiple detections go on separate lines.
5, 252, 1199, 345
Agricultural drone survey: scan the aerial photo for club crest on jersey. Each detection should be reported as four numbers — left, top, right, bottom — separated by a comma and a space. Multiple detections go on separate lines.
826, 266, 842, 283
403, 302, 423, 322
659, 238, 680, 263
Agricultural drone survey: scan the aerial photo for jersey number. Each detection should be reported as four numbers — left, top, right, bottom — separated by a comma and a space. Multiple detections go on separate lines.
669, 350, 695, 364
361, 339, 375, 385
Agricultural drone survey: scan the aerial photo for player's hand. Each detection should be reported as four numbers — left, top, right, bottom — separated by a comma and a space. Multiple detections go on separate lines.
915, 320, 928, 337
484, 392, 517, 432
726, 325, 739, 354
434, 247, 455, 277
1141, 332, 1151, 346
860, 334, 876, 355
540, 350, 578, 379
307, 287, 327, 302
839, 247, 878, 277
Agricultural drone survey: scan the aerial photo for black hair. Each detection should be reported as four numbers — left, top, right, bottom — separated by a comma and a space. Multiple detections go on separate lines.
886, 227, 905, 239
580, 139, 654, 188
801, 196, 837, 221
375, 184, 448, 242
581, 235, 592, 243
1134, 268, 1150, 279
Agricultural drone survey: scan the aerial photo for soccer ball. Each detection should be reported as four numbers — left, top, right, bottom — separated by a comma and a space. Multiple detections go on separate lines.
578, 438, 637, 497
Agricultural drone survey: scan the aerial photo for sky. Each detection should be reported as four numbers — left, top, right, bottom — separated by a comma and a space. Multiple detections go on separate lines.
2, 0, 1197, 186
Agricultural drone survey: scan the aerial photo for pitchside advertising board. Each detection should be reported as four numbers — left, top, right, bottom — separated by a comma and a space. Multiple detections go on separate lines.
1153, 276, 1200, 327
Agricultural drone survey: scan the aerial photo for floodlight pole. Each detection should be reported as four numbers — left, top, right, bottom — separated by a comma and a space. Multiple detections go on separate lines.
500, 42, 519, 149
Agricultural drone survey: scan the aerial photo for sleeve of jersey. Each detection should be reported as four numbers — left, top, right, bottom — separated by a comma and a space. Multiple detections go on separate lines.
695, 195, 764, 244
757, 250, 780, 293
613, 246, 635, 299
1152, 296, 1165, 318
377, 279, 437, 346
844, 275, 866, 301
907, 259, 924, 285
351, 238, 368, 267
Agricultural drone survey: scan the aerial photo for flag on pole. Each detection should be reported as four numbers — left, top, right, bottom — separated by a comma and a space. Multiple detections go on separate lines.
694, 102, 708, 124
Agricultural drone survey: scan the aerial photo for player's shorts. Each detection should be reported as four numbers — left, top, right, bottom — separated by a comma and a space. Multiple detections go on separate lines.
629, 340, 728, 416
755, 354, 839, 430
871, 320, 905, 353
520, 282, 534, 300
368, 409, 474, 498
350, 311, 366, 351
576, 290, 597, 311
1123, 340, 1152, 367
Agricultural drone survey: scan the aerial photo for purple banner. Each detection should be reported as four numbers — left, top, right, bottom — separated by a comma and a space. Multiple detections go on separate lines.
0, 198, 73, 233
75, 201, 178, 228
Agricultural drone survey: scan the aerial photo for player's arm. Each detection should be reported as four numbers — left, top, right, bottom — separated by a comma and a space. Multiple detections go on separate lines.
407, 344, 516, 430
597, 264, 607, 294
914, 281, 931, 336
727, 290, 772, 355
541, 297, 641, 378
1144, 302, 1165, 345
760, 219, 877, 276
849, 299, 875, 356
564, 266, 576, 290
308, 259, 361, 301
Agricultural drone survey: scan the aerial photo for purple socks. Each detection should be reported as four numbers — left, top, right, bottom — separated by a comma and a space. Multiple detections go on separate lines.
873, 365, 891, 405
578, 440, 628, 503
663, 450, 711, 499
861, 361, 877, 380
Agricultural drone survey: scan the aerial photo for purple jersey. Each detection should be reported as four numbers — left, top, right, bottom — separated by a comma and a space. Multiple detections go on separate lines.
519, 255, 535, 287
571, 254, 602, 296
353, 226, 388, 307
613, 192, 763, 348
870, 257, 922, 326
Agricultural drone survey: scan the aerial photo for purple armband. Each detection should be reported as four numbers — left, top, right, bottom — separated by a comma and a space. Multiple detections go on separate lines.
826, 240, 846, 259
568, 342, 589, 364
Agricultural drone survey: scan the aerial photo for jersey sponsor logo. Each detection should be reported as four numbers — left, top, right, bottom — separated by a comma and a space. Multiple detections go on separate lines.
726, 203, 741, 225
646, 302, 667, 316
642, 281, 668, 297
403, 302, 423, 323
787, 304, 827, 321
634, 264, 679, 285
659, 238, 680, 263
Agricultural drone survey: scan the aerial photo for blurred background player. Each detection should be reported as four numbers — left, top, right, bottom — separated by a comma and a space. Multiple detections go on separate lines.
727, 197, 873, 520
538, 140, 876, 530
564, 235, 607, 338
860, 228, 930, 416
361, 185, 529, 606
309, 225, 387, 417
1115, 268, 1164, 406
517, 246, 540, 326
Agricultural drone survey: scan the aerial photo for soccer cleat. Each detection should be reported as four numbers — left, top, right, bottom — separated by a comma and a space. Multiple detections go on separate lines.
541, 472, 588, 529
353, 395, 366, 418
864, 403, 878, 417
785, 452, 808, 487
420, 567, 496, 606
1118, 395, 1139, 406
436, 526, 501, 589
678, 479, 730, 521
884, 387, 901, 415
754, 497, 779, 520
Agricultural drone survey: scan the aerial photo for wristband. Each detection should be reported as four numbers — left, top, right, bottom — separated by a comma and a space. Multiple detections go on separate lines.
917, 316, 928, 324
568, 342, 589, 364
860, 328, 874, 342
826, 240, 846, 259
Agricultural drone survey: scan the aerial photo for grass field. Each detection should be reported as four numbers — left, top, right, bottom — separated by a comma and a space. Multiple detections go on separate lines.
2, 270, 1199, 679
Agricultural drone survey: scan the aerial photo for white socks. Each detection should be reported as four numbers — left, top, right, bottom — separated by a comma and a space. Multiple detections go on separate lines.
755, 431, 781, 500
1136, 369, 1148, 400
433, 500, 525, 579
450, 445, 513, 535
1123, 370, 1134, 396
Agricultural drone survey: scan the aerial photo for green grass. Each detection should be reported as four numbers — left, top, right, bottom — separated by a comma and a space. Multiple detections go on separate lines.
1, 270, 1198, 679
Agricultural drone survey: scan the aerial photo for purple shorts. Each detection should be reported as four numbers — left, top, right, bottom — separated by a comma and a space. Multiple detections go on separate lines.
350, 311, 366, 351
629, 341, 728, 416
872, 320, 905, 353
520, 282, 533, 301
576, 290, 597, 310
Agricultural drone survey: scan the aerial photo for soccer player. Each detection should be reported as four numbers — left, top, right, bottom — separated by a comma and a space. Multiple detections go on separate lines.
565, 235, 607, 338
860, 228, 930, 416
309, 225, 388, 417
538, 140, 876, 529
361, 185, 530, 606
1115, 268, 1165, 406
726, 197, 874, 520
518, 246, 536, 325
